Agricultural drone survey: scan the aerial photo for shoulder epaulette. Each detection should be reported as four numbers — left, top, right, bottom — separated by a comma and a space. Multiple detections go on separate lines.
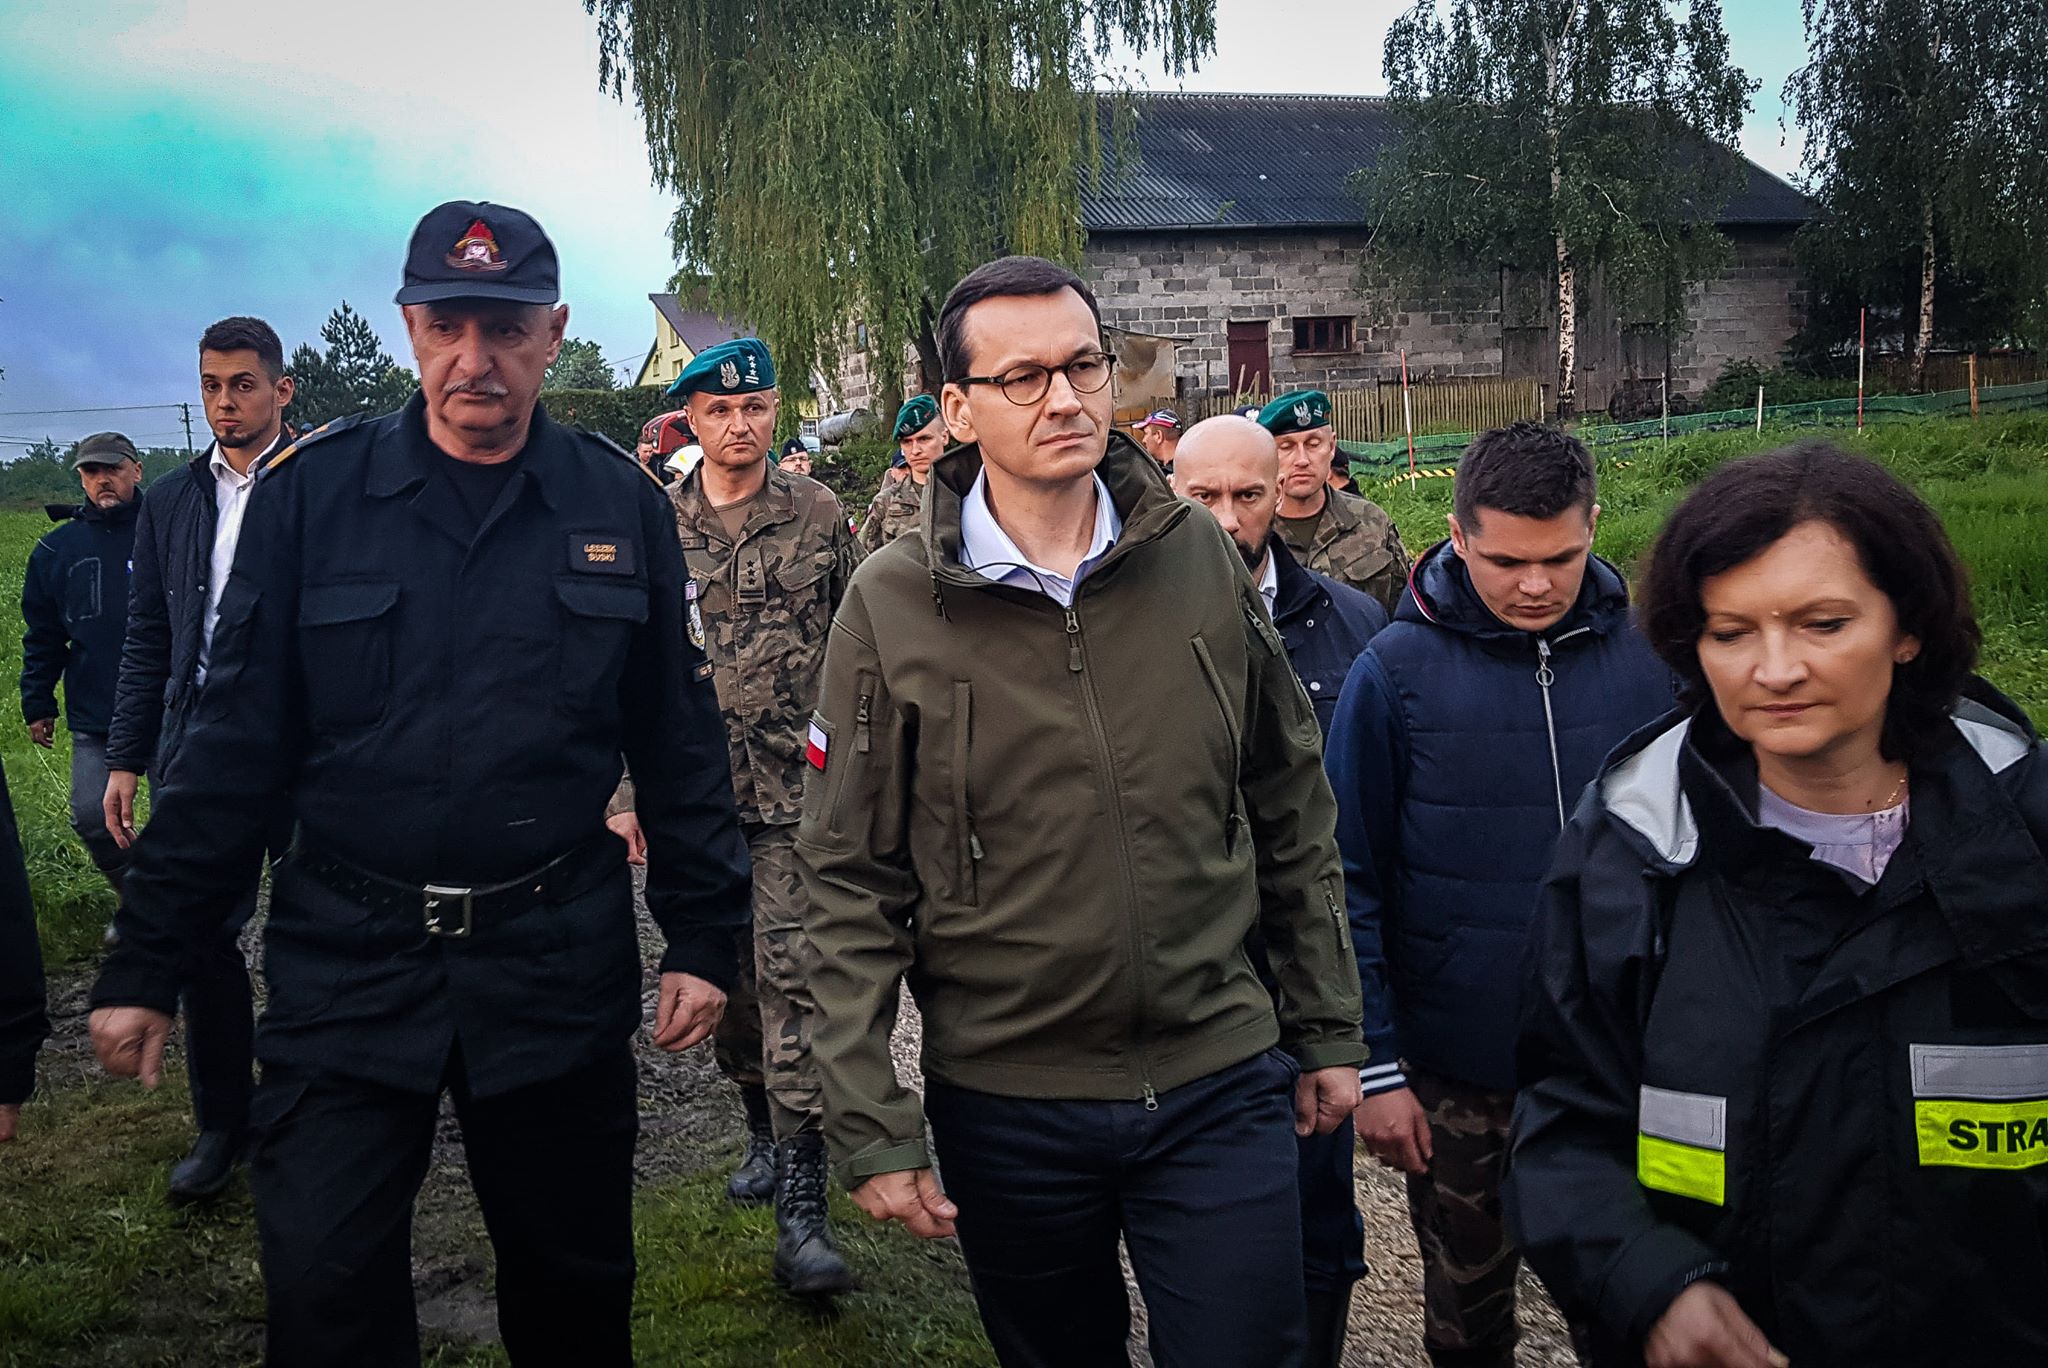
577, 425, 664, 487
261, 413, 368, 479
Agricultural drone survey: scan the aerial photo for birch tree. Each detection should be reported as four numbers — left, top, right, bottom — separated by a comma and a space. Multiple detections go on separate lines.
1365, 0, 1753, 418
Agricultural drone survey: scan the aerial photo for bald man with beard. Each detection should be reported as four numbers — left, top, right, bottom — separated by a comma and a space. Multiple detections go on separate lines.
1172, 416, 1386, 1365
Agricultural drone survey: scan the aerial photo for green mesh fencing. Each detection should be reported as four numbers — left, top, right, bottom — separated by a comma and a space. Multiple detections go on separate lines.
1339, 379, 2048, 474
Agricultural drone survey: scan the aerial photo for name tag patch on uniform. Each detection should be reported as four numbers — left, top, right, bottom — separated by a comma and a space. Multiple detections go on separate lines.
1638, 1085, 1727, 1206
1910, 1043, 2048, 1171
570, 534, 635, 575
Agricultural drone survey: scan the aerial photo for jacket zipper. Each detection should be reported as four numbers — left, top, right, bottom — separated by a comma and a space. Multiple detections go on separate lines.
1066, 602, 1159, 1110
1534, 626, 1594, 829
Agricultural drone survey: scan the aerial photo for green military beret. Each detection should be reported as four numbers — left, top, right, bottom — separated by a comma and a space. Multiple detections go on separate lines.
668, 337, 776, 398
1258, 389, 1333, 436
893, 394, 941, 441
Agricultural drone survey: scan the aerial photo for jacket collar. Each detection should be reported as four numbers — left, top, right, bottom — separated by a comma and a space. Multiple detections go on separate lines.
672, 458, 799, 545
46, 496, 141, 527
1398, 537, 1632, 645
365, 393, 566, 541
1268, 536, 1321, 622
923, 432, 1187, 598
1598, 685, 2048, 973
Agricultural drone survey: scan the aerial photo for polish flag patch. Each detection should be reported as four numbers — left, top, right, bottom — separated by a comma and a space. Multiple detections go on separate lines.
806, 721, 830, 771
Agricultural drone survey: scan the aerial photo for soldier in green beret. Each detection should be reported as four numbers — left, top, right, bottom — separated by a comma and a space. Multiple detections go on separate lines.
858, 394, 944, 553
1260, 389, 1412, 612
607, 335, 863, 1296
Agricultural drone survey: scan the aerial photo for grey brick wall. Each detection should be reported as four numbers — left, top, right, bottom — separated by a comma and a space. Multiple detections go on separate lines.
1082, 226, 1804, 404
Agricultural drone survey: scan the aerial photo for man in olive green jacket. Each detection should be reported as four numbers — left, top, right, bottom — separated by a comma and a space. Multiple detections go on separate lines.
797, 255, 1366, 1368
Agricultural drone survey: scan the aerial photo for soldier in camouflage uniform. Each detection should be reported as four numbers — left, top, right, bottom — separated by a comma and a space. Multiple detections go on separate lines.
608, 338, 862, 1297
1261, 389, 1412, 613
856, 394, 943, 552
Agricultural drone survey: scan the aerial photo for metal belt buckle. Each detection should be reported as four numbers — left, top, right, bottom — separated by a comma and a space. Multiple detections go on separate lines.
423, 885, 475, 938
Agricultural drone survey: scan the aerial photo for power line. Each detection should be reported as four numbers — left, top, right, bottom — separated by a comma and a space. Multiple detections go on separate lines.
0, 403, 186, 417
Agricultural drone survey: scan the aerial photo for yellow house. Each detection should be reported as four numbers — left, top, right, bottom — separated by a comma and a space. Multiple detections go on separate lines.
634, 293, 751, 389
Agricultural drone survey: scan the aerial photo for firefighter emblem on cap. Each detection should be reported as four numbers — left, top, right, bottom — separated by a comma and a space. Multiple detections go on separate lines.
447, 220, 510, 273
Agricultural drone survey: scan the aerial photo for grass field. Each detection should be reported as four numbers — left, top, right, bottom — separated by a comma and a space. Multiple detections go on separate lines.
0, 411, 2043, 1366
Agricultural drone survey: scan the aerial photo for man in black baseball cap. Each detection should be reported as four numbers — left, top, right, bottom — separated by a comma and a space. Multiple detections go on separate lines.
90, 200, 750, 1365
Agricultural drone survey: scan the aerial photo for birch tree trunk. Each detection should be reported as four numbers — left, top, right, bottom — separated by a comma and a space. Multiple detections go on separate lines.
1911, 190, 1936, 391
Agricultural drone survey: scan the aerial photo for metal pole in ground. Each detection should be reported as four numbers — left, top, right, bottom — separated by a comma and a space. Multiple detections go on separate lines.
1661, 375, 1669, 450
1401, 350, 1415, 477
1756, 385, 1764, 434
1970, 352, 1980, 421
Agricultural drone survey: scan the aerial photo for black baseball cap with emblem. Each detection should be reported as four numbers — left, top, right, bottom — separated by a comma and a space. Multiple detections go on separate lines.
394, 200, 560, 306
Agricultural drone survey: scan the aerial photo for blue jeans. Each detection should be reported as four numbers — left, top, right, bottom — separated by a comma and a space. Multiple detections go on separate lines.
66, 731, 127, 876
924, 1049, 1309, 1368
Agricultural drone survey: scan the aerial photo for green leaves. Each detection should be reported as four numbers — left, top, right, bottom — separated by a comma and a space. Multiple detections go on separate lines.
1362, 0, 1754, 411
586, 0, 1215, 413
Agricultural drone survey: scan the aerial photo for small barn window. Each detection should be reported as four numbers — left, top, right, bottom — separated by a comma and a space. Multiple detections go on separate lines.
1292, 316, 1355, 355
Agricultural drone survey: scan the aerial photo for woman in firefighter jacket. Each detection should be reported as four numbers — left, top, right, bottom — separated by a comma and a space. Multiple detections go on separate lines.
1506, 443, 2048, 1368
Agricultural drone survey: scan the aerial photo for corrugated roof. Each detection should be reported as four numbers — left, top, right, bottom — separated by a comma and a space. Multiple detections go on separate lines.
1082, 92, 1811, 233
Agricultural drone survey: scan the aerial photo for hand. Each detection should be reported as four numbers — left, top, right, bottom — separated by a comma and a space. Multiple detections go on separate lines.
851, 1167, 958, 1240
27, 718, 54, 749
1646, 1281, 1788, 1368
89, 1006, 175, 1088
650, 971, 725, 1052
1295, 1064, 1362, 1137
1355, 1085, 1434, 1174
0, 1103, 19, 1142
104, 770, 141, 849
605, 812, 646, 866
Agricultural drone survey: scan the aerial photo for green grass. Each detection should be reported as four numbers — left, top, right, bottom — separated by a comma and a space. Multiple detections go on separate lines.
0, 1073, 991, 1368
1368, 411, 2048, 725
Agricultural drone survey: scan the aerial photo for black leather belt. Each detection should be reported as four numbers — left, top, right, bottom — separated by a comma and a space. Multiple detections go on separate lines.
290, 835, 620, 939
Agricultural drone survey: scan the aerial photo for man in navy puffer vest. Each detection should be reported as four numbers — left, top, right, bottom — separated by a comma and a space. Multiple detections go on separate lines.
1325, 421, 1671, 1368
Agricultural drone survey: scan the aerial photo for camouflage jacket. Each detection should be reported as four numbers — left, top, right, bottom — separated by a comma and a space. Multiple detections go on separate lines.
857, 474, 926, 554
616, 463, 861, 827
1275, 488, 1412, 614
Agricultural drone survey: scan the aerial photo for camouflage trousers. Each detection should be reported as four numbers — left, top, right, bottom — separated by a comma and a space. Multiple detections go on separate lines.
1403, 1071, 1522, 1368
711, 824, 825, 1138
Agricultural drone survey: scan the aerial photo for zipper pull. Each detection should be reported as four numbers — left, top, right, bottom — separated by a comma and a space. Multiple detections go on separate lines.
969, 830, 984, 861
855, 689, 874, 753
1065, 606, 1083, 673
1142, 1082, 1158, 1111
1535, 636, 1555, 689
1328, 891, 1345, 929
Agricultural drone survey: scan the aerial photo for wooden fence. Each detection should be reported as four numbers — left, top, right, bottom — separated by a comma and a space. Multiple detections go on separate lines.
1180, 375, 1543, 443
1873, 352, 2045, 394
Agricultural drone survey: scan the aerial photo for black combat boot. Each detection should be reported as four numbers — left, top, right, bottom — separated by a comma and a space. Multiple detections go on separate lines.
772, 1132, 856, 1297
168, 1129, 247, 1205
726, 1084, 778, 1205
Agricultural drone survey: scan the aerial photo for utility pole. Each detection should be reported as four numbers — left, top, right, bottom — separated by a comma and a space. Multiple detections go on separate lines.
179, 402, 195, 456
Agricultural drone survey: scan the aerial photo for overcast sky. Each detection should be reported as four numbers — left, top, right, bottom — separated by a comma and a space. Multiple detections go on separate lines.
0, 0, 1809, 447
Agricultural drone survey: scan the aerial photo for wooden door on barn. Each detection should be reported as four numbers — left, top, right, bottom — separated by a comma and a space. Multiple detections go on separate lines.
1227, 321, 1271, 395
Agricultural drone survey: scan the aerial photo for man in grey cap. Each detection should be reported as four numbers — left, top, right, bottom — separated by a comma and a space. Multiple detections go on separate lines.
21, 432, 144, 890
87, 201, 751, 1366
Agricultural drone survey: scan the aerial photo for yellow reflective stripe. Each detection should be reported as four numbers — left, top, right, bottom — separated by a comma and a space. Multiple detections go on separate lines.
1915, 1098, 2048, 1170
1638, 1134, 1726, 1206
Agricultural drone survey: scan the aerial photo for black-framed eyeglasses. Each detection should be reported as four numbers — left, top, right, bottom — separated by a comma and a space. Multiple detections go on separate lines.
956, 351, 1117, 406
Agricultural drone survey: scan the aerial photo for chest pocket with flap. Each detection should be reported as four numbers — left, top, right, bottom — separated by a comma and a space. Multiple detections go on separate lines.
556, 577, 648, 715
300, 581, 400, 729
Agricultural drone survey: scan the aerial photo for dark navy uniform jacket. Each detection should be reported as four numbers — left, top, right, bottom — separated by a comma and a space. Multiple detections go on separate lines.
20, 497, 139, 736
1267, 536, 1386, 734
90, 394, 752, 1096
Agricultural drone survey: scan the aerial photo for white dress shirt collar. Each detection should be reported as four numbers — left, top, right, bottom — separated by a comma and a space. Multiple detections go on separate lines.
958, 467, 1121, 608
